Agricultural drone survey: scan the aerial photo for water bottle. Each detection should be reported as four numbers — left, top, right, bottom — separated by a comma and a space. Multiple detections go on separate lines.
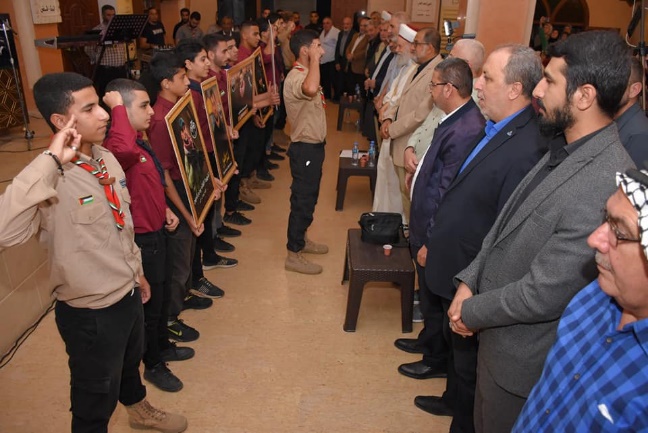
351, 141, 359, 166
354, 84, 361, 101
368, 141, 376, 167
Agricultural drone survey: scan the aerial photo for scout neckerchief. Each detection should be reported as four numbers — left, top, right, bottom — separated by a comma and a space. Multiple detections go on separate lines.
72, 156, 125, 230
293, 62, 326, 108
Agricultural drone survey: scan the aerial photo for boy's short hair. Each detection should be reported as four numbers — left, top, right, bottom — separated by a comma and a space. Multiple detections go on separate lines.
33, 72, 94, 132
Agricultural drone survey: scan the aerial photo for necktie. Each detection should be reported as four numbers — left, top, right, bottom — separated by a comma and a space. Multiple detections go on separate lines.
72, 156, 125, 230
136, 138, 167, 187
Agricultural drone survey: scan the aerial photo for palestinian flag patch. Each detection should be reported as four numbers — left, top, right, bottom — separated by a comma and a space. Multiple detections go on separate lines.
79, 195, 94, 205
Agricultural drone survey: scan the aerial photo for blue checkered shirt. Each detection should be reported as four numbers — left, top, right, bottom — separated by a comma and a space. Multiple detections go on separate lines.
512, 280, 648, 432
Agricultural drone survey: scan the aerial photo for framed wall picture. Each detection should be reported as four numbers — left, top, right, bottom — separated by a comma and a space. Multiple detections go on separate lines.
201, 76, 237, 185
252, 47, 273, 124
164, 92, 216, 226
226, 55, 255, 130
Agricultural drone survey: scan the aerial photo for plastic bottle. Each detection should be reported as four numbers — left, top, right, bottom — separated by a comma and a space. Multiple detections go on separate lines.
368, 141, 376, 167
351, 141, 359, 166
354, 84, 361, 101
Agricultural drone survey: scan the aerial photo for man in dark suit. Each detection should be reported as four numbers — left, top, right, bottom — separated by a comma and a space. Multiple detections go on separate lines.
362, 21, 393, 141
615, 56, 648, 169
397, 45, 548, 433
450, 31, 635, 432
333, 16, 355, 102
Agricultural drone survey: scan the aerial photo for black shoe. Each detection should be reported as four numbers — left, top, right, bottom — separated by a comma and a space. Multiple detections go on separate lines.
182, 294, 213, 311
394, 338, 425, 354
414, 396, 454, 417
267, 151, 285, 161
266, 161, 280, 170
160, 342, 195, 362
202, 255, 238, 270
398, 361, 447, 379
236, 200, 255, 211
271, 144, 286, 153
190, 277, 225, 297
224, 211, 252, 226
256, 170, 275, 181
144, 363, 183, 392
213, 236, 235, 252
167, 318, 200, 341
217, 224, 241, 238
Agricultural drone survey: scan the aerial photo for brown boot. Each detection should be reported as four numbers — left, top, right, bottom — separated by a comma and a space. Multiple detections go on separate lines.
125, 399, 188, 433
239, 183, 261, 204
303, 238, 329, 254
285, 250, 323, 274
247, 174, 272, 189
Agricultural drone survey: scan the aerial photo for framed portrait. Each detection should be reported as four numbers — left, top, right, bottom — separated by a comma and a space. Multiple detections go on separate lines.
201, 76, 237, 185
165, 92, 217, 226
252, 47, 273, 124
227, 55, 255, 130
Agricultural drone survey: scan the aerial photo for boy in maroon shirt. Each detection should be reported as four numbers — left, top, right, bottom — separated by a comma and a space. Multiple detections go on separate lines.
103, 79, 195, 393
146, 52, 221, 343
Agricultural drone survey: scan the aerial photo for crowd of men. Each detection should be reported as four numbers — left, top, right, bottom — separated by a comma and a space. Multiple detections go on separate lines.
1, 5, 647, 433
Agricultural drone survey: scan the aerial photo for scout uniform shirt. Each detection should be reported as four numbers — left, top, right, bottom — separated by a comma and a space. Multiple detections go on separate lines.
0, 147, 142, 309
283, 61, 326, 144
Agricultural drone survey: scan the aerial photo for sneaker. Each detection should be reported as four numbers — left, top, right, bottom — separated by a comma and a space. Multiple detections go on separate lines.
267, 151, 285, 161
302, 238, 329, 254
239, 186, 261, 204
271, 143, 286, 153
247, 176, 272, 189
126, 399, 188, 433
217, 224, 241, 238
256, 170, 275, 182
144, 363, 183, 392
202, 255, 238, 270
236, 200, 255, 211
213, 236, 235, 252
224, 211, 252, 226
266, 161, 280, 170
167, 319, 200, 342
182, 295, 213, 311
285, 251, 322, 274
160, 342, 195, 362
412, 303, 424, 323
190, 277, 225, 298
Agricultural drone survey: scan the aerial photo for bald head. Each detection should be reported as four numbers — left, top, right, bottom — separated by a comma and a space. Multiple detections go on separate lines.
450, 39, 485, 78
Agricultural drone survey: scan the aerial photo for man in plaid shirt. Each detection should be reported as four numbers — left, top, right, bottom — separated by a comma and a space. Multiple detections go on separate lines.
513, 169, 648, 432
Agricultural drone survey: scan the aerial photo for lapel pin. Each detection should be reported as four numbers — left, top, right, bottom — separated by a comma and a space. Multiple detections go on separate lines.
507, 130, 513, 136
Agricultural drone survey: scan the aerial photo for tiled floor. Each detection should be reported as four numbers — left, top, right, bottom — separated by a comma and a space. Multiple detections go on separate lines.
0, 106, 450, 432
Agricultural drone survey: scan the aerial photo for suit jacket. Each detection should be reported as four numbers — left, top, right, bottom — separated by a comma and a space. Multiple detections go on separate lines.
615, 102, 648, 169
334, 29, 355, 71
345, 33, 368, 74
424, 105, 546, 301
388, 55, 442, 167
409, 99, 485, 248
456, 123, 635, 397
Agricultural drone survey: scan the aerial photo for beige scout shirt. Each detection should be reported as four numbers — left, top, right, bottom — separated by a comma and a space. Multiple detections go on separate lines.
283, 62, 327, 144
0, 145, 142, 309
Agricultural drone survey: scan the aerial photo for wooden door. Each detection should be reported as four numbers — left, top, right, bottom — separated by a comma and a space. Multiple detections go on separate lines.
57, 0, 101, 76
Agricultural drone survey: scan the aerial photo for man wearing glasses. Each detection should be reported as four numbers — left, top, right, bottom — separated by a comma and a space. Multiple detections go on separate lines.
449, 32, 635, 432
513, 168, 648, 432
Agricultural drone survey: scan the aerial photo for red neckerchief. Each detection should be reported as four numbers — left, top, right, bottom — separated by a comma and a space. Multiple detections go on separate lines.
293, 62, 326, 108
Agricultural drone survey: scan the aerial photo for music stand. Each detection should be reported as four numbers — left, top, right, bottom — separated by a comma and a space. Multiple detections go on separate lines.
93, 14, 147, 80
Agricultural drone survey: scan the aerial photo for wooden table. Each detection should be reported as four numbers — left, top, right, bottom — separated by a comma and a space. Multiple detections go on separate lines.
336, 97, 363, 131
342, 229, 414, 332
335, 156, 377, 211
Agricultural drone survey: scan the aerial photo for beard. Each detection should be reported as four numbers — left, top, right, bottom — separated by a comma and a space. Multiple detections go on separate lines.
537, 98, 575, 137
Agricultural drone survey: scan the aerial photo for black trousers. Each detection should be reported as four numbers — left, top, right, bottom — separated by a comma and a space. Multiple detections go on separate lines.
333, 65, 346, 101
320, 61, 335, 100
55, 290, 146, 433
241, 122, 265, 178
225, 134, 247, 213
193, 151, 218, 280
411, 244, 449, 370
135, 230, 171, 369
286, 141, 325, 252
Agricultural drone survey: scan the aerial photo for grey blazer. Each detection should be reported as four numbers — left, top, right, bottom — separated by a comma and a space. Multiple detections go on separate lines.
455, 123, 635, 397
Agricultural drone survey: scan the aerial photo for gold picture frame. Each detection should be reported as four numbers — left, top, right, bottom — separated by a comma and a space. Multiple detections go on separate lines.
252, 47, 273, 124
227, 54, 255, 130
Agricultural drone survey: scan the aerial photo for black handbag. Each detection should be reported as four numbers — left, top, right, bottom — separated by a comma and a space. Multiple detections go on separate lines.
358, 212, 408, 247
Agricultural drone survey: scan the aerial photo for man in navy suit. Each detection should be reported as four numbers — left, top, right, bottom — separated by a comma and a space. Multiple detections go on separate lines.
615, 56, 648, 169
394, 45, 548, 433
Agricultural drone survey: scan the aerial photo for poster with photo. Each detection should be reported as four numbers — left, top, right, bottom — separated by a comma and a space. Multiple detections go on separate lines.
226, 55, 255, 130
201, 76, 237, 184
252, 47, 273, 124
165, 92, 216, 226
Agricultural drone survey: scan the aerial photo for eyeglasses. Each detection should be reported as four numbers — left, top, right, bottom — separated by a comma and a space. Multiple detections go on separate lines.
412, 41, 431, 47
602, 208, 641, 246
428, 81, 459, 90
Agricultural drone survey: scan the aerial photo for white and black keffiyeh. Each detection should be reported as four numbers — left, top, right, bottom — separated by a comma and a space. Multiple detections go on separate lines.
616, 169, 648, 259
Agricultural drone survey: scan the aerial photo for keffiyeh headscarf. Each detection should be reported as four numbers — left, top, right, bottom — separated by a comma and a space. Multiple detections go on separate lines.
616, 169, 648, 259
